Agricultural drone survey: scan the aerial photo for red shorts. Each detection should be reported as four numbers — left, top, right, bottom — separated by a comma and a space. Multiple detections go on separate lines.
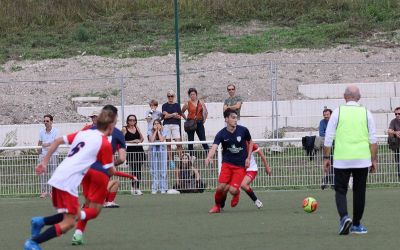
82, 168, 110, 204
246, 171, 258, 182
218, 163, 246, 189
51, 187, 79, 215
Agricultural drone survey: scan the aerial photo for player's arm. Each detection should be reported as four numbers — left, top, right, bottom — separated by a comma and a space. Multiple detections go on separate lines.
245, 136, 253, 168
36, 137, 65, 174
370, 143, 378, 173
257, 149, 271, 175
205, 144, 218, 166
114, 148, 126, 166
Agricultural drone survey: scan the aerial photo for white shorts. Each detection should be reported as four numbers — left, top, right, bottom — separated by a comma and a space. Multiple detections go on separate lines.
163, 124, 181, 140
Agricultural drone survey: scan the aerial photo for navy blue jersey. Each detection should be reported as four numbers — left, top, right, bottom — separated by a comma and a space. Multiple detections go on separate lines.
213, 125, 251, 167
90, 126, 126, 153
88, 126, 126, 176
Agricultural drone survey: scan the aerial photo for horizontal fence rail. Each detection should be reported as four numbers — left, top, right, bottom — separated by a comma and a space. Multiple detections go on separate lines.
0, 137, 399, 197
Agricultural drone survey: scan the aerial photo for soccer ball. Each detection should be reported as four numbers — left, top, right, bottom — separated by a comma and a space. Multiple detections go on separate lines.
302, 197, 318, 213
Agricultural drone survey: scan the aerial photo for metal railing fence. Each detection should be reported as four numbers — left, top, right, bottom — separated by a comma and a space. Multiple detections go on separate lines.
0, 137, 399, 197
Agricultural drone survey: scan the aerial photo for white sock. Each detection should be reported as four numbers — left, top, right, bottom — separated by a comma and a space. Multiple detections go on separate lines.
80, 210, 86, 220
75, 229, 83, 235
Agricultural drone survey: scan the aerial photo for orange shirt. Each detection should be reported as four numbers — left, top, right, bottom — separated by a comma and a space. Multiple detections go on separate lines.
187, 101, 204, 120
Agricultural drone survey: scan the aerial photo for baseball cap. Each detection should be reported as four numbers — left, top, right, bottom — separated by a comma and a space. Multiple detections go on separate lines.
89, 110, 100, 117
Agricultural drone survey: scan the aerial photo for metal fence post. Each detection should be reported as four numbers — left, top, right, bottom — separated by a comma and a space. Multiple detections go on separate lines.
120, 76, 125, 128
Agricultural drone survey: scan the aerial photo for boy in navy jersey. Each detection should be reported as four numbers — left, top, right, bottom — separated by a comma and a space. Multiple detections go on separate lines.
205, 109, 253, 213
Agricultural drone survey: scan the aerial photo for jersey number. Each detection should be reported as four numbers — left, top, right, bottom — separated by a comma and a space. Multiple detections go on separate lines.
68, 142, 85, 157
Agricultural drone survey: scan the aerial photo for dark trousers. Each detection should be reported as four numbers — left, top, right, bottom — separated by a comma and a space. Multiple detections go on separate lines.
187, 121, 209, 152
394, 148, 400, 176
128, 151, 145, 189
334, 167, 369, 226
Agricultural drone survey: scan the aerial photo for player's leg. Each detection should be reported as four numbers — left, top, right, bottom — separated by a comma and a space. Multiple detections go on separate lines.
229, 167, 246, 208
334, 168, 353, 235
241, 172, 263, 208
351, 168, 369, 234
25, 188, 79, 249
72, 170, 108, 245
104, 179, 120, 208
209, 163, 232, 213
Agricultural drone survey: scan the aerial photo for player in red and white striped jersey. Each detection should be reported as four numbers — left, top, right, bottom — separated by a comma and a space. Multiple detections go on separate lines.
24, 109, 117, 250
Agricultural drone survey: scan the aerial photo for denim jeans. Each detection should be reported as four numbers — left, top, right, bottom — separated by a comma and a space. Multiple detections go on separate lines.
149, 145, 168, 192
186, 121, 209, 152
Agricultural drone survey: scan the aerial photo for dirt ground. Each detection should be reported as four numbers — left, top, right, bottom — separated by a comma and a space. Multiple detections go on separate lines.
1, 45, 400, 124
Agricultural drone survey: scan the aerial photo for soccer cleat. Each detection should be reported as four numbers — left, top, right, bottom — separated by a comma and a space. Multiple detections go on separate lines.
24, 239, 42, 250
338, 215, 352, 235
208, 205, 221, 214
103, 201, 120, 208
31, 217, 45, 238
255, 199, 263, 209
231, 192, 240, 207
72, 233, 84, 245
351, 224, 368, 234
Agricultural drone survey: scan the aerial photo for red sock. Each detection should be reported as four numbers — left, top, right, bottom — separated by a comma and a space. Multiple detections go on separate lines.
76, 208, 98, 233
76, 220, 87, 232
83, 207, 98, 220
214, 190, 225, 206
54, 224, 62, 236
106, 192, 117, 202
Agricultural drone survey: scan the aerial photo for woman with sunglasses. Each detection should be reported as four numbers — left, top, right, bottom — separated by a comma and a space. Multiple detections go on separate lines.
122, 114, 145, 195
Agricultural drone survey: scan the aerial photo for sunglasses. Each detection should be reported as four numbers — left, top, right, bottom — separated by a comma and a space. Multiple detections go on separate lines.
43, 120, 51, 123
227, 88, 235, 91
395, 113, 400, 115
167, 95, 174, 97
128, 119, 136, 121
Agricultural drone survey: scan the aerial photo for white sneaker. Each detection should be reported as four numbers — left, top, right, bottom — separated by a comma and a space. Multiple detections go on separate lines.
160, 190, 166, 194
103, 201, 120, 208
255, 199, 263, 209
167, 189, 180, 194
151, 191, 157, 194
135, 189, 143, 195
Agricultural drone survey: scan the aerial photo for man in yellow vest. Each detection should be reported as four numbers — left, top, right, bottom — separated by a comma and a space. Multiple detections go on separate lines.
323, 85, 377, 235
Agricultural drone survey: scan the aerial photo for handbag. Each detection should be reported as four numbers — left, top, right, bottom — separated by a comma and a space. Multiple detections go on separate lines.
184, 101, 199, 132
388, 136, 400, 150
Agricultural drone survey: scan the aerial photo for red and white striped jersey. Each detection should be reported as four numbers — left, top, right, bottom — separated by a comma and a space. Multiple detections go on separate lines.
48, 129, 113, 197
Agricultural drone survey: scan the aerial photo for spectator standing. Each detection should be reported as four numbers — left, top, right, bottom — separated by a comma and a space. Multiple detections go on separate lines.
148, 119, 168, 194
38, 114, 59, 198
181, 87, 209, 155
223, 84, 243, 122
162, 90, 183, 169
387, 107, 400, 177
122, 114, 145, 196
319, 108, 332, 137
323, 85, 377, 235
319, 108, 333, 190
145, 99, 163, 134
